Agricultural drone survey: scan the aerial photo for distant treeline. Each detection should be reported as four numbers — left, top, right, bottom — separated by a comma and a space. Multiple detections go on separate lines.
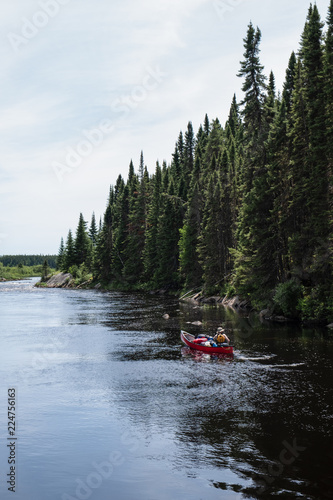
57, 3, 333, 321
0, 255, 57, 268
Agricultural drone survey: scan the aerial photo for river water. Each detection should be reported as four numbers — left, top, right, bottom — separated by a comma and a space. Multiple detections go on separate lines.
0, 278, 332, 500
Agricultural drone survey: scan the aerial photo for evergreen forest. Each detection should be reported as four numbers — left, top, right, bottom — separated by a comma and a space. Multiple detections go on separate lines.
0, 254, 57, 268
56, 3, 333, 322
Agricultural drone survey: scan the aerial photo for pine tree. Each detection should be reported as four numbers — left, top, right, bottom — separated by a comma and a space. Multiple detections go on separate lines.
225, 94, 240, 140
56, 237, 65, 270
266, 98, 291, 283
287, 6, 329, 279
89, 213, 98, 246
42, 259, 49, 280
127, 160, 135, 185
177, 131, 185, 167
264, 71, 277, 128
282, 51, 297, 113
63, 230, 75, 271
287, 58, 310, 271
198, 173, 231, 293
154, 178, 183, 288
94, 195, 114, 282
232, 22, 272, 298
138, 150, 144, 181
122, 156, 148, 284
238, 23, 267, 134
237, 22, 267, 190
74, 213, 90, 266
143, 163, 162, 283
324, 0, 333, 231
202, 118, 223, 178
225, 94, 242, 238
179, 157, 203, 289
182, 122, 195, 197
203, 113, 210, 135
302, 5, 326, 175
111, 183, 129, 280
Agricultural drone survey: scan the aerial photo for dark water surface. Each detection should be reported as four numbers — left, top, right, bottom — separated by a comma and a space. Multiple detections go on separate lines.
0, 278, 332, 500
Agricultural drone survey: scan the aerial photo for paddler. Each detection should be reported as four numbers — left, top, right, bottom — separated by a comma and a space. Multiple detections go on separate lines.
213, 327, 230, 345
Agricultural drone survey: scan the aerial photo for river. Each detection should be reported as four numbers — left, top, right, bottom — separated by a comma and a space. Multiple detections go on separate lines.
0, 278, 332, 500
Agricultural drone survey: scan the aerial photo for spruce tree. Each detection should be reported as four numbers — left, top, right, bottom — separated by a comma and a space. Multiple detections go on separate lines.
198, 170, 232, 294
143, 163, 162, 283
237, 22, 267, 190
122, 156, 148, 284
233, 22, 271, 298
154, 178, 183, 289
94, 195, 114, 282
89, 213, 98, 246
179, 155, 203, 290
74, 213, 90, 267
238, 23, 266, 134
324, 0, 333, 231
282, 51, 297, 113
111, 183, 129, 280
42, 259, 49, 280
56, 237, 65, 270
204, 113, 210, 137
225, 94, 240, 140
264, 71, 277, 128
63, 230, 75, 271
288, 6, 329, 278
266, 98, 291, 283
287, 58, 310, 271
182, 122, 195, 198
202, 118, 223, 178
179, 183, 203, 290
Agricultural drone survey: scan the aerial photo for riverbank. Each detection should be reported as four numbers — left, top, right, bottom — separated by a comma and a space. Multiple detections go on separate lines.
179, 290, 333, 328
36, 272, 333, 327
0, 264, 53, 281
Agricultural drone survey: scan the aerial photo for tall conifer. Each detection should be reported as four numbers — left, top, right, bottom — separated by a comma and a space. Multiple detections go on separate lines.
143, 163, 162, 283
63, 230, 75, 271
74, 213, 90, 266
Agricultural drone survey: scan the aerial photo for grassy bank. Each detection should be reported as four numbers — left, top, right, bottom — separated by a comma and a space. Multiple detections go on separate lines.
0, 263, 55, 281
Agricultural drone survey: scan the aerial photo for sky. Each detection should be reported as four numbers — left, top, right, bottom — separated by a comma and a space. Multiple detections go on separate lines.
0, 0, 331, 255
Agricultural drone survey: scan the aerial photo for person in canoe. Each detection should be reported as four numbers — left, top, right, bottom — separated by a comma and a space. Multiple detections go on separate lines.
213, 327, 230, 345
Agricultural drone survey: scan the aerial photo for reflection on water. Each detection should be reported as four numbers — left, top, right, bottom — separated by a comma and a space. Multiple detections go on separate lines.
0, 278, 332, 499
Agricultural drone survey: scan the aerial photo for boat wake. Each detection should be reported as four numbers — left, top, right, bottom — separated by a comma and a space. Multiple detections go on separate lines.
268, 362, 306, 368
236, 354, 276, 362
236, 354, 306, 368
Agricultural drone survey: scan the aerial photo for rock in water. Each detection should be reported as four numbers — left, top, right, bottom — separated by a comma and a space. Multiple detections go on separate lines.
44, 272, 73, 288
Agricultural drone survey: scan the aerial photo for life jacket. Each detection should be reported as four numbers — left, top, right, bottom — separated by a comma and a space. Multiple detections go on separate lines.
217, 333, 227, 343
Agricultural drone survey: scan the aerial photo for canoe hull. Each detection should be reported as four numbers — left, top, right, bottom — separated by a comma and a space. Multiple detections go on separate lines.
180, 330, 233, 355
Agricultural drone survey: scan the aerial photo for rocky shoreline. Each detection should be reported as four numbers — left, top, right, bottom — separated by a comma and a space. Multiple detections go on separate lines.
180, 291, 333, 327
35, 272, 74, 288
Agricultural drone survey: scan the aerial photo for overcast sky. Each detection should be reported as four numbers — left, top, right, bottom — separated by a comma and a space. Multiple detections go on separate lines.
0, 0, 331, 255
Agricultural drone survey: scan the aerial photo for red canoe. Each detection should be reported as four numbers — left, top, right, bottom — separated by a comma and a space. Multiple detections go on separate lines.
180, 330, 233, 355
